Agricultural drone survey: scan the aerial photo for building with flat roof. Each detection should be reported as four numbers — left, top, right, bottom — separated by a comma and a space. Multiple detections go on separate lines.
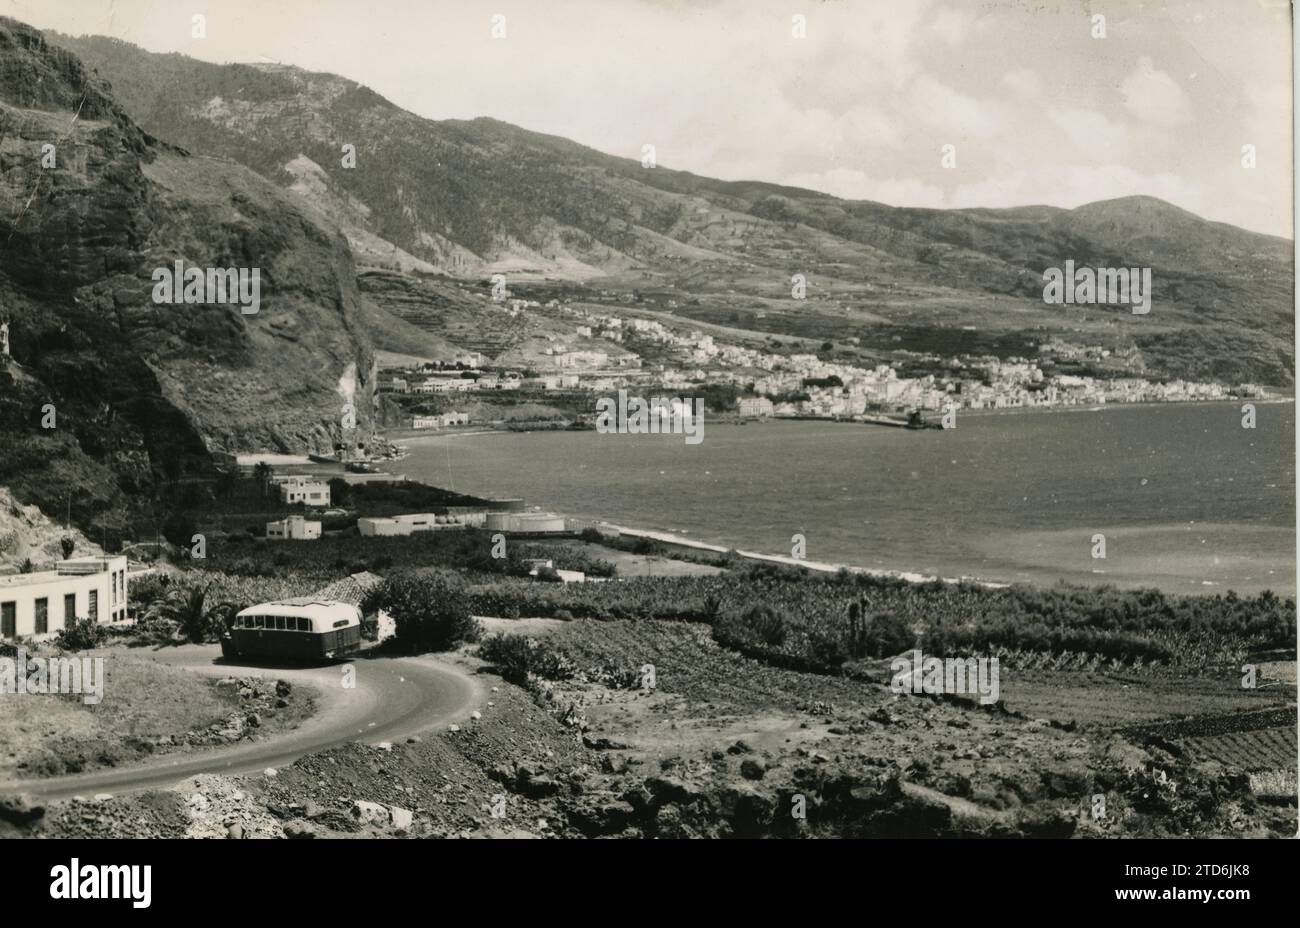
266, 515, 322, 541
275, 476, 331, 506
412, 412, 470, 430
357, 511, 485, 536
0, 555, 130, 640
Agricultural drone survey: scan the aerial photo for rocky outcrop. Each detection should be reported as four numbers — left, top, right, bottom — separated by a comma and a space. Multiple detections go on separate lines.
0, 486, 102, 571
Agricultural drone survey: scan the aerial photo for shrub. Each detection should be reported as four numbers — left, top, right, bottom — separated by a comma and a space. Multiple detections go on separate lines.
478, 632, 576, 683
848, 604, 913, 659
717, 603, 788, 647
362, 571, 480, 653
54, 617, 108, 651
534, 565, 563, 583
127, 615, 180, 647
806, 627, 850, 666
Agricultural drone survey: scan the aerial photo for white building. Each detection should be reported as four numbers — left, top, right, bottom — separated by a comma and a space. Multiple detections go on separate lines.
277, 477, 331, 506
0, 555, 130, 640
266, 515, 322, 541
357, 511, 484, 536
416, 378, 474, 394
412, 412, 470, 430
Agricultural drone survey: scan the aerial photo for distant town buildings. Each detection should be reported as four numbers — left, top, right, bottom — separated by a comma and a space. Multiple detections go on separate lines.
737, 396, 774, 418
376, 298, 1260, 429
412, 412, 470, 430
413, 377, 474, 394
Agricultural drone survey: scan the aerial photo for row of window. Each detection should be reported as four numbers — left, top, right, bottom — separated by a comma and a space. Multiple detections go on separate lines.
1, 593, 85, 639
232, 615, 352, 632
235, 615, 313, 631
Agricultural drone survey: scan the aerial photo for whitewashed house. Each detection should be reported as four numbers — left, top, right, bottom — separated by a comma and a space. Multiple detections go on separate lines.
0, 555, 130, 640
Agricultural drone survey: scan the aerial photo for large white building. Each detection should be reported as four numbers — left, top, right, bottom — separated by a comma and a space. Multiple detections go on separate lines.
275, 476, 331, 506
0, 555, 130, 640
357, 511, 486, 536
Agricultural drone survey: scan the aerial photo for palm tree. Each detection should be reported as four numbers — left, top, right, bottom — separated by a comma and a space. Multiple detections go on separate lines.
147, 587, 235, 644
252, 462, 273, 499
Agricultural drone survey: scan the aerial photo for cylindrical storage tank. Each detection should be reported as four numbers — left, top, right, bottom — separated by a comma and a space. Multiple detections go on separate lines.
515, 514, 567, 533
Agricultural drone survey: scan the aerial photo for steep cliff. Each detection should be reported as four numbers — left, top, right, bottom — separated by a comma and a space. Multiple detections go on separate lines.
0, 16, 374, 540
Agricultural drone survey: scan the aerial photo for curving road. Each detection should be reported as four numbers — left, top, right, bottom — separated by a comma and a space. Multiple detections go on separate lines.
0, 644, 482, 802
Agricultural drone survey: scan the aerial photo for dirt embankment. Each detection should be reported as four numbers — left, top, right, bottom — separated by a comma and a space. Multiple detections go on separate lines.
1, 664, 315, 782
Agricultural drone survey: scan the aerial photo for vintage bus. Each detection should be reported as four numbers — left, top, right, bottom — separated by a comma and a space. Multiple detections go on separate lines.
221, 599, 363, 663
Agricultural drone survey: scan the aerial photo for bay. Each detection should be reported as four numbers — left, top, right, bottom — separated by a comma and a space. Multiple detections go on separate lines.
398, 401, 1296, 595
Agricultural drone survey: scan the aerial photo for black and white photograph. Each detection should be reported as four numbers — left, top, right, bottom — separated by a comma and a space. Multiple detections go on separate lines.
0, 0, 1295, 893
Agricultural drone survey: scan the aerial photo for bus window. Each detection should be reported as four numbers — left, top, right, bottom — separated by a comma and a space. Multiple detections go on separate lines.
274, 616, 284, 631
255, 616, 265, 629
297, 617, 310, 632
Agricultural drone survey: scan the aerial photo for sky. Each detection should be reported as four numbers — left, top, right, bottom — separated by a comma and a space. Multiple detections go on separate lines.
5, 0, 1294, 238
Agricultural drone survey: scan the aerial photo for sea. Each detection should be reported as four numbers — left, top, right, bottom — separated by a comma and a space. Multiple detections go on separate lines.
398, 401, 1297, 596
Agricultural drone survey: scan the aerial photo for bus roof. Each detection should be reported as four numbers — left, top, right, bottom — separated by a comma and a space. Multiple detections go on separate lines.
236, 600, 361, 624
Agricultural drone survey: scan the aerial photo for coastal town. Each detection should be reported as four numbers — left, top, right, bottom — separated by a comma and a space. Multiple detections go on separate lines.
378, 293, 1269, 433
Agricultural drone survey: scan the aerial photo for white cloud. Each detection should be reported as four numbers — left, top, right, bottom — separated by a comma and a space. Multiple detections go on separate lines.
1045, 107, 1129, 156
927, 7, 976, 46
1000, 68, 1044, 101
4, 0, 1290, 237
1120, 57, 1194, 126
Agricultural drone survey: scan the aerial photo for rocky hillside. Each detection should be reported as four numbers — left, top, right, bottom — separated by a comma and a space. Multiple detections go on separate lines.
0, 487, 102, 571
49, 31, 1296, 385
0, 17, 376, 539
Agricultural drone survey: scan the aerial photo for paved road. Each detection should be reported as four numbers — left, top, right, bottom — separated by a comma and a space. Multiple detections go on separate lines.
0, 644, 481, 802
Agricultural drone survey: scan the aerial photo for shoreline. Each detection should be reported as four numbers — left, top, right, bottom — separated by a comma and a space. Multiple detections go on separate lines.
590, 521, 1012, 589
386, 396, 1295, 443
